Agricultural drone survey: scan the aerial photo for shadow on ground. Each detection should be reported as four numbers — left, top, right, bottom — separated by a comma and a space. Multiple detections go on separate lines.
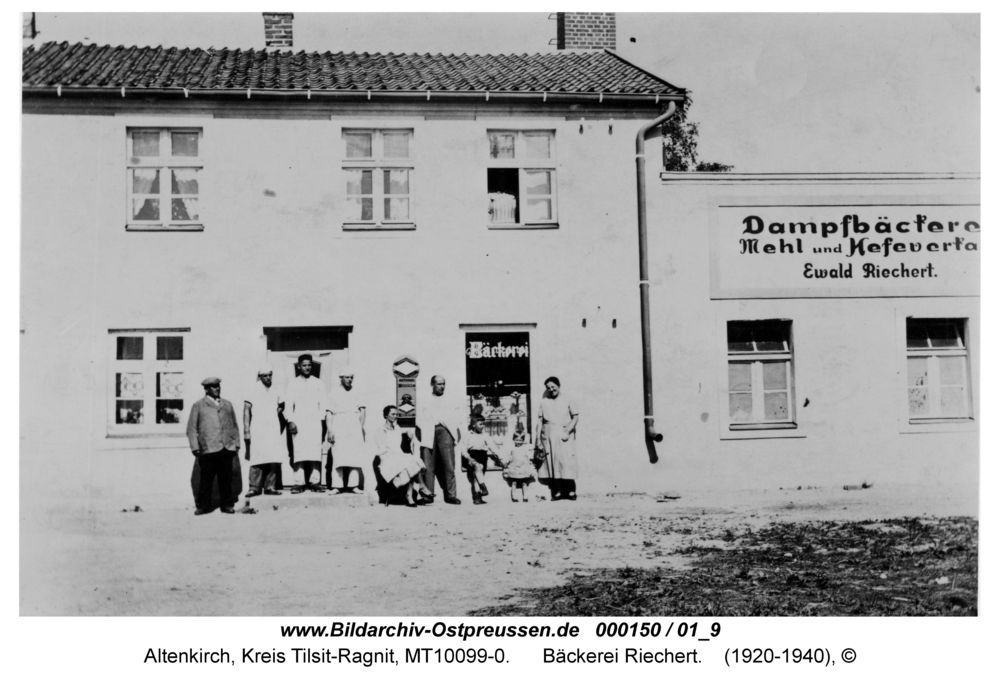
470, 517, 978, 616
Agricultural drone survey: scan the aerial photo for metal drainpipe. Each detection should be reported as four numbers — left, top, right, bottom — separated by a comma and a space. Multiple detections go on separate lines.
635, 101, 677, 463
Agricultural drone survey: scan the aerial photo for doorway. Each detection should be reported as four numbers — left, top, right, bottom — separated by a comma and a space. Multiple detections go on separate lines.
464, 330, 532, 447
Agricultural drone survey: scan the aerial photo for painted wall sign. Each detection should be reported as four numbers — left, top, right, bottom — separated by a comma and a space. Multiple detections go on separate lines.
709, 203, 980, 299
392, 355, 419, 427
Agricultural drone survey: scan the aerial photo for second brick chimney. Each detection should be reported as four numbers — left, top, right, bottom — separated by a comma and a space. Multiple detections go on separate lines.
263, 13, 294, 48
556, 12, 616, 51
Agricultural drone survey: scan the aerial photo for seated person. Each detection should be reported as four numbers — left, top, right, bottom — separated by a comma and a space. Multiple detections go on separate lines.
462, 414, 501, 505
372, 405, 432, 507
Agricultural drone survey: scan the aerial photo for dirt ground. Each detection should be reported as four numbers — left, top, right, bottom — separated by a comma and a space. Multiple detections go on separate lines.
20, 482, 978, 616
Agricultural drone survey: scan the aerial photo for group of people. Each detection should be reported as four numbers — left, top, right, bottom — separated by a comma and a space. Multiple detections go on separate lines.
186, 354, 580, 515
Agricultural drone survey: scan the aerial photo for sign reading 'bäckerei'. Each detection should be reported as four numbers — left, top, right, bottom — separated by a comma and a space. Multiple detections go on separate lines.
710, 204, 980, 299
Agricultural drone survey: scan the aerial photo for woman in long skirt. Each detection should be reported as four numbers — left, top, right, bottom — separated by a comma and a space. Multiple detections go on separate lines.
534, 376, 580, 501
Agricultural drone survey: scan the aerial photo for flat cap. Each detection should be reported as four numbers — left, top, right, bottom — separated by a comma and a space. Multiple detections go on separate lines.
201, 377, 221, 386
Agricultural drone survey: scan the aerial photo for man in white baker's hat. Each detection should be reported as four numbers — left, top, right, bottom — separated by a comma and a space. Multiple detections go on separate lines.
327, 365, 367, 494
244, 364, 285, 497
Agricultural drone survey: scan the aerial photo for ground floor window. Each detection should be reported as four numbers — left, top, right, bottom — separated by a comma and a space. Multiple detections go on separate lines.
906, 318, 971, 421
726, 320, 795, 430
464, 330, 532, 444
108, 328, 189, 435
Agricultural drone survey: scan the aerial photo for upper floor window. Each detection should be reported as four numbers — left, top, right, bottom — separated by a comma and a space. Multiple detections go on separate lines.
487, 130, 557, 228
109, 329, 189, 436
342, 129, 414, 230
906, 318, 971, 421
127, 129, 202, 231
727, 320, 795, 429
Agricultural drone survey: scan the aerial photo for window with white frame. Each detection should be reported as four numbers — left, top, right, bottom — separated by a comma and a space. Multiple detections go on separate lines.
727, 320, 795, 429
109, 329, 188, 435
127, 129, 202, 230
342, 129, 414, 228
487, 130, 557, 227
906, 318, 971, 420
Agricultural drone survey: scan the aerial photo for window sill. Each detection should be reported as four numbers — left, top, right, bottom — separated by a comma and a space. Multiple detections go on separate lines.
126, 224, 204, 232
729, 422, 797, 431
721, 422, 804, 441
901, 417, 977, 434
487, 223, 559, 231
342, 223, 416, 232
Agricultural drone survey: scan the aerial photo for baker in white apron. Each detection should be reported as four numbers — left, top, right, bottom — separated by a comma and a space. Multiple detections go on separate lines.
282, 354, 329, 493
244, 364, 286, 496
328, 366, 367, 494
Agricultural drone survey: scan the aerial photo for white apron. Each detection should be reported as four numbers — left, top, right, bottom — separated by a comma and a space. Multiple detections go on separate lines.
283, 375, 327, 464
247, 383, 286, 466
328, 385, 368, 468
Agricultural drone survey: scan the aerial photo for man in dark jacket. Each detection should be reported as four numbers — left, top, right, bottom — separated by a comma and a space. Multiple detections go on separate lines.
187, 377, 242, 515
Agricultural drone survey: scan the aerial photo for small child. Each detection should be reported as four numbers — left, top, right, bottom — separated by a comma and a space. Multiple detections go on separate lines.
492, 431, 536, 502
463, 414, 499, 505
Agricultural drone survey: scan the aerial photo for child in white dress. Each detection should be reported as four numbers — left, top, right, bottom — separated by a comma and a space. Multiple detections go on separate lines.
492, 431, 536, 502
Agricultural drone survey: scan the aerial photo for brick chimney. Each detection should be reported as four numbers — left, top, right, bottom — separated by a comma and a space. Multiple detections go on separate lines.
556, 12, 616, 51
263, 13, 294, 48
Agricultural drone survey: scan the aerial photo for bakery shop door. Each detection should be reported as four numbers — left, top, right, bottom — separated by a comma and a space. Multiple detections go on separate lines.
464, 331, 531, 443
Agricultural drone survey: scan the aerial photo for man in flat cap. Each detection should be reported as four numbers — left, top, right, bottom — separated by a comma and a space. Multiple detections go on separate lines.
186, 377, 242, 515
244, 365, 285, 497
327, 365, 367, 494
282, 354, 329, 493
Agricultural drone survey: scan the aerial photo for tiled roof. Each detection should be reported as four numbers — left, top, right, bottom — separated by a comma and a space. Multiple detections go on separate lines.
22, 42, 684, 98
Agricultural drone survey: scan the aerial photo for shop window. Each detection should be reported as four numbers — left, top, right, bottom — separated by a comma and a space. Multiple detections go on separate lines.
343, 129, 414, 230
126, 129, 202, 230
906, 318, 971, 421
109, 329, 189, 435
726, 320, 795, 430
487, 131, 557, 228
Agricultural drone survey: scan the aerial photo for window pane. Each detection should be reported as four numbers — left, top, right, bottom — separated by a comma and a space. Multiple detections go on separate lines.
157, 372, 184, 397
345, 133, 373, 158
384, 169, 409, 194
116, 372, 144, 398
939, 387, 967, 417
525, 170, 551, 195
346, 198, 373, 221
753, 322, 788, 352
727, 323, 754, 352
132, 131, 160, 157
116, 400, 144, 424
928, 323, 961, 348
346, 170, 373, 195
489, 133, 515, 159
132, 168, 160, 194
938, 356, 966, 386
171, 198, 199, 221
905, 320, 928, 348
525, 133, 551, 159
171, 132, 199, 157
907, 357, 928, 387
133, 198, 159, 221
524, 199, 551, 222
908, 388, 929, 416
383, 132, 409, 158
116, 337, 144, 360
171, 169, 199, 195
156, 399, 184, 424
156, 337, 184, 361
762, 361, 787, 390
729, 393, 752, 421
384, 198, 410, 221
728, 363, 751, 391
764, 392, 789, 420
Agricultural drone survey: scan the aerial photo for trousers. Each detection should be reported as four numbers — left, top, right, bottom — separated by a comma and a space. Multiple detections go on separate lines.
249, 463, 279, 493
421, 425, 457, 501
196, 449, 235, 510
